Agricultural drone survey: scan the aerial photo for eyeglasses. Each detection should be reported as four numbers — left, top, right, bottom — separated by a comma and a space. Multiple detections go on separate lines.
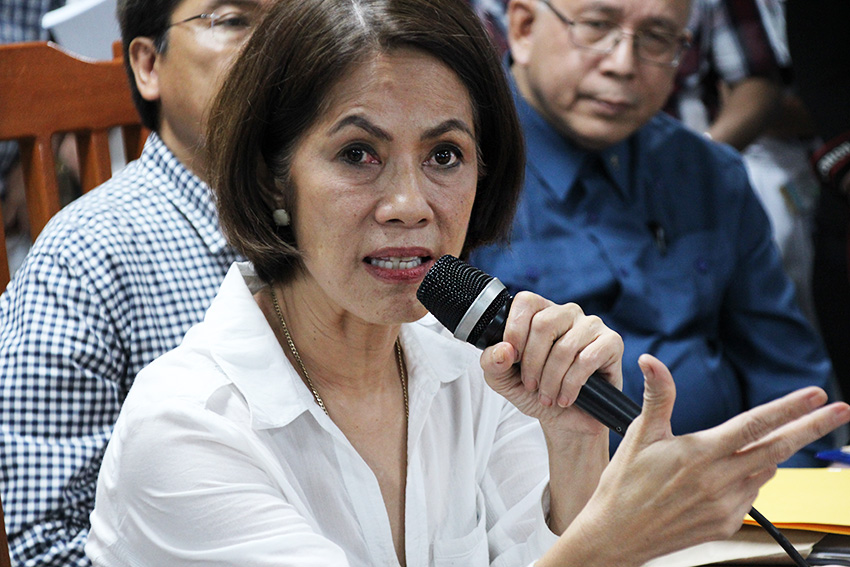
539, 0, 691, 67
162, 9, 256, 46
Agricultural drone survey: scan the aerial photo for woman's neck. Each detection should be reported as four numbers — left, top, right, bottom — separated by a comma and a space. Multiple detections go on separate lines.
263, 281, 403, 396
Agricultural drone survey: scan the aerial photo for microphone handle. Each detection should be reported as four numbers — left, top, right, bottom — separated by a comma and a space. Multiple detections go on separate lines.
478, 298, 641, 436
574, 374, 641, 435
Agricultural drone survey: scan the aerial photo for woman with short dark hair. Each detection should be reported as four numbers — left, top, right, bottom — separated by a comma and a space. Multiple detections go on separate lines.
208, 0, 525, 283
86, 0, 850, 565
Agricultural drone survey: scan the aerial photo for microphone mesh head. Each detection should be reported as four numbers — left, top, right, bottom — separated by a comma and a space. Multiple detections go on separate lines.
417, 255, 497, 334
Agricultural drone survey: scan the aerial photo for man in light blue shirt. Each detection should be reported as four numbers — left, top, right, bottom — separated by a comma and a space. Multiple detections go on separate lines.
471, 0, 836, 465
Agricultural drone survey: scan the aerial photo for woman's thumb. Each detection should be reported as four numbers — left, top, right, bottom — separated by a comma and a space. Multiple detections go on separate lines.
480, 342, 520, 393
633, 353, 677, 442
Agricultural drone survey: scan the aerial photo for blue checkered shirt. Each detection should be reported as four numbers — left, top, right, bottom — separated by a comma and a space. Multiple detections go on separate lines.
0, 132, 241, 566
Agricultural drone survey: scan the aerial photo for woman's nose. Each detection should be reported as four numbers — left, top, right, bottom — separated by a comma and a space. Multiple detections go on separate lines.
375, 165, 434, 226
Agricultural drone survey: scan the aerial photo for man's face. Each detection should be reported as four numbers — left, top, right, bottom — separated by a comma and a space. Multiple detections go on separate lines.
130, 0, 264, 178
509, 0, 690, 149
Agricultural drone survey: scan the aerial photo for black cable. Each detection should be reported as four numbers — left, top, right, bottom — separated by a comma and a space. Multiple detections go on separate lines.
749, 506, 810, 567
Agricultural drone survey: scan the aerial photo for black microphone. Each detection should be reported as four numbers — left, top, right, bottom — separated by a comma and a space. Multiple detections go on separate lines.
417, 255, 641, 435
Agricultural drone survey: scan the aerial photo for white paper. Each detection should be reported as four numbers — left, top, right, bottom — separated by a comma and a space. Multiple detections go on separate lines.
642, 526, 824, 567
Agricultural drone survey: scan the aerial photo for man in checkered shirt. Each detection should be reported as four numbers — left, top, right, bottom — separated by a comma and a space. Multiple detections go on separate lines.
0, 0, 269, 563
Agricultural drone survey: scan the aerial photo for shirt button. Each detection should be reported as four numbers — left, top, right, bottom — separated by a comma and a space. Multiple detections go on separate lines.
619, 267, 629, 277
609, 155, 619, 169
694, 257, 709, 273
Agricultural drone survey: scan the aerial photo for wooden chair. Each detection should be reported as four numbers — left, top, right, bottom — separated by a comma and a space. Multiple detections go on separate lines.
0, 41, 147, 291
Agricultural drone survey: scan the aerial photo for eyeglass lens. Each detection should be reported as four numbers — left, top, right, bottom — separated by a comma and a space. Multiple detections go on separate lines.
541, 0, 686, 66
571, 23, 683, 65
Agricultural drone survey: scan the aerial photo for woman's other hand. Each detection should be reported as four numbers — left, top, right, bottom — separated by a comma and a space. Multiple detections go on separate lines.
479, 290, 624, 435
546, 354, 850, 567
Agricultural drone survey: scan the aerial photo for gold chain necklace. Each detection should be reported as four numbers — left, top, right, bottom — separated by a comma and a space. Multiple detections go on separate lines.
271, 290, 408, 419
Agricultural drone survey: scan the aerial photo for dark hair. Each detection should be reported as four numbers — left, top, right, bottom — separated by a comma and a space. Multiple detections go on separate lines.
207, 0, 525, 284
117, 0, 183, 131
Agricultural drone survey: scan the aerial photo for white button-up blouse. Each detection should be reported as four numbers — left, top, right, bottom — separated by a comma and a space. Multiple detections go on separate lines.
87, 263, 559, 567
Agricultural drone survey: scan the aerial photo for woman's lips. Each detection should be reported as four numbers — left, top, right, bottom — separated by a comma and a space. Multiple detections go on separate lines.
363, 251, 434, 282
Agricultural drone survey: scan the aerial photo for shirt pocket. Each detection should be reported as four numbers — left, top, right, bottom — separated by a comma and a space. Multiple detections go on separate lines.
607, 229, 729, 330
431, 487, 489, 566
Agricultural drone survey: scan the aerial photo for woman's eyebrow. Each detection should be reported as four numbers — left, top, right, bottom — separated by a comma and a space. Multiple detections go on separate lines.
329, 116, 474, 142
330, 115, 392, 141
421, 119, 475, 141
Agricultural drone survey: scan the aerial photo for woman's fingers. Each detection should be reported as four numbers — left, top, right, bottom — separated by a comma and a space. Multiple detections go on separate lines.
527, 305, 599, 406
545, 314, 621, 408
586, 355, 850, 562
503, 292, 623, 406
734, 402, 850, 470
481, 291, 625, 430
521, 303, 582, 399
706, 386, 835, 459
501, 291, 555, 391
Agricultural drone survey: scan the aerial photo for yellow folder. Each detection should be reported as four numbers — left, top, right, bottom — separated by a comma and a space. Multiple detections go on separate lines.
743, 468, 850, 535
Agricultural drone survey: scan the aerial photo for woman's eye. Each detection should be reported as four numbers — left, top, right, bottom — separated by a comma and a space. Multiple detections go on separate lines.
428, 146, 463, 168
341, 146, 379, 165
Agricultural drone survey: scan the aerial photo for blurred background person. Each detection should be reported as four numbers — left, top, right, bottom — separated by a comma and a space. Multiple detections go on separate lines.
666, 0, 782, 152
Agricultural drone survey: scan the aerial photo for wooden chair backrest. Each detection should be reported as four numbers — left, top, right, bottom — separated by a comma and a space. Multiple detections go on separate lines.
0, 41, 147, 291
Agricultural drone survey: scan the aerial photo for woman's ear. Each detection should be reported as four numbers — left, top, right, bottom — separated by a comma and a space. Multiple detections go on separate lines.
257, 156, 292, 224
129, 37, 161, 102
256, 155, 282, 201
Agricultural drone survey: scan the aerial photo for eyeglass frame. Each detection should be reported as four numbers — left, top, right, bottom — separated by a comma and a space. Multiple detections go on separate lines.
538, 0, 692, 67
154, 9, 254, 51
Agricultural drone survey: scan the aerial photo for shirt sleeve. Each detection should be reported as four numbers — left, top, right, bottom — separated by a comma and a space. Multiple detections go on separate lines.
0, 251, 127, 566
704, 0, 782, 85
719, 164, 835, 466
86, 392, 351, 567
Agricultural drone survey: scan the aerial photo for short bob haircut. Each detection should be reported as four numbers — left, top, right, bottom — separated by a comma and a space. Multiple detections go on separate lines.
207, 0, 525, 284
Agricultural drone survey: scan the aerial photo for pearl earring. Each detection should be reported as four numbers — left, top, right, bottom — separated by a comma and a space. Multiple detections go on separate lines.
273, 208, 291, 227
